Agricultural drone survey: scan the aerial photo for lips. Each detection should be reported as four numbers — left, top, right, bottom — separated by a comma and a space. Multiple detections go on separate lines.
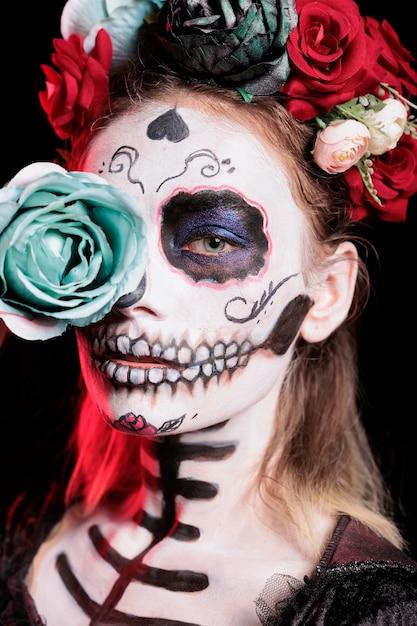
92, 333, 254, 387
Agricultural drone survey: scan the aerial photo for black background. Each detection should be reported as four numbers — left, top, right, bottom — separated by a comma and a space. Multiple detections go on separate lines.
0, 1, 416, 558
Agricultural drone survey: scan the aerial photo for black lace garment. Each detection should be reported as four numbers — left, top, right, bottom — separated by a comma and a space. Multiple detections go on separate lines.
1, 492, 417, 626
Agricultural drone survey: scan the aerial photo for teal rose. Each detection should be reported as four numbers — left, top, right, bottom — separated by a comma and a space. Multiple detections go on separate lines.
0, 163, 147, 341
155, 0, 298, 95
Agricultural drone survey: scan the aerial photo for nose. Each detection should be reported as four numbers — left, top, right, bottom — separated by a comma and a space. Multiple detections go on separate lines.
112, 271, 160, 319
112, 249, 187, 321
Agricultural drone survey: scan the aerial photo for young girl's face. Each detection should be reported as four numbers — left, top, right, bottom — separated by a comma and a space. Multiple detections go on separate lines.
75, 102, 312, 436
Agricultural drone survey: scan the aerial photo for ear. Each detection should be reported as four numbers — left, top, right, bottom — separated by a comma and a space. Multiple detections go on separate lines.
300, 241, 358, 343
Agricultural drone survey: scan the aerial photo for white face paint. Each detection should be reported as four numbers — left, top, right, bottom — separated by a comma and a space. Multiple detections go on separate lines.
76, 103, 312, 436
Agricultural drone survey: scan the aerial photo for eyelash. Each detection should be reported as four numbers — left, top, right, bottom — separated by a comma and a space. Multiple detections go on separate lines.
161, 208, 268, 283
181, 234, 238, 256
178, 224, 246, 256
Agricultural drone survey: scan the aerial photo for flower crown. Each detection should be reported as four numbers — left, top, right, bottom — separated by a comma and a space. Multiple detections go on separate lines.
1, 0, 417, 343
39, 0, 417, 223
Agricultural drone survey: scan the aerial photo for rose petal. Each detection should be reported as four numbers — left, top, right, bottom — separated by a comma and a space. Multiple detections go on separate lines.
0, 165, 147, 340
0, 300, 67, 341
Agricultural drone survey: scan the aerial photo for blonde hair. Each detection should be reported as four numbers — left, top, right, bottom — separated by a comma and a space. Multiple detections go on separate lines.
66, 72, 403, 556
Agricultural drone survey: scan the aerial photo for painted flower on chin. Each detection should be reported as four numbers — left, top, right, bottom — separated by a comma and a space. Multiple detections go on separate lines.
119, 412, 158, 435
0, 162, 147, 341
155, 0, 298, 95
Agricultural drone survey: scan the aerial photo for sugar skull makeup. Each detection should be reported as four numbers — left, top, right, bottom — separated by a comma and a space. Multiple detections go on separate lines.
75, 103, 312, 435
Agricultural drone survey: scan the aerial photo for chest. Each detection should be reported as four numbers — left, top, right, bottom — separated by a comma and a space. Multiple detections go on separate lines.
25, 512, 307, 625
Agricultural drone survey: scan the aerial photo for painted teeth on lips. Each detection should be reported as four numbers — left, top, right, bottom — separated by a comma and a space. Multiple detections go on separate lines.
92, 335, 254, 386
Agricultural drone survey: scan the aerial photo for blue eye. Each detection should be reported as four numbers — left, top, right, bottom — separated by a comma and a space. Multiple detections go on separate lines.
161, 190, 268, 283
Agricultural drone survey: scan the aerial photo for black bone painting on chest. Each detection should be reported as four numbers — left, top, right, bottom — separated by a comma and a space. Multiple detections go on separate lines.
55, 425, 236, 624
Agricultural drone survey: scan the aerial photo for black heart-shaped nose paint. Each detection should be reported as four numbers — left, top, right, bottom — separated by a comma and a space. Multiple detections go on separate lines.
146, 109, 190, 143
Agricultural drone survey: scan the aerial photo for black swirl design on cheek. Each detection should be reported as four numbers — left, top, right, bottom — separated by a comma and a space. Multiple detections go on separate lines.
108, 145, 145, 192
156, 149, 233, 192
147, 109, 190, 143
225, 278, 314, 356
224, 275, 299, 322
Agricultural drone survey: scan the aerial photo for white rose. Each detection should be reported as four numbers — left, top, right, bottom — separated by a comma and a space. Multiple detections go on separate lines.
60, 0, 164, 73
363, 98, 408, 156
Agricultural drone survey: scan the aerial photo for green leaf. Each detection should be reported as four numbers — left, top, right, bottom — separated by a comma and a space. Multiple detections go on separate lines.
356, 157, 382, 206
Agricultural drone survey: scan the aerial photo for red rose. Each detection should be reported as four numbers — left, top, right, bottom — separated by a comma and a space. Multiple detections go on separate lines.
281, 0, 381, 121
345, 133, 417, 222
39, 29, 112, 142
365, 17, 417, 100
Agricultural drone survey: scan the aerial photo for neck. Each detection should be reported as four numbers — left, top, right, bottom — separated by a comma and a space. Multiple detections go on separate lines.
138, 395, 280, 547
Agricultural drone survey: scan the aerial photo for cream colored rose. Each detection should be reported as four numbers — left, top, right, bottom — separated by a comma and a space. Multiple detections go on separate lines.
362, 98, 408, 155
312, 120, 370, 174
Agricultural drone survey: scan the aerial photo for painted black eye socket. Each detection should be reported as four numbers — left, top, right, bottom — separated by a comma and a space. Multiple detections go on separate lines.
160, 189, 269, 284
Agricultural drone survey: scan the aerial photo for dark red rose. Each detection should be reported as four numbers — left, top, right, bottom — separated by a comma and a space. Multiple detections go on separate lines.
364, 17, 417, 100
281, 0, 381, 121
39, 29, 112, 142
345, 133, 417, 222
